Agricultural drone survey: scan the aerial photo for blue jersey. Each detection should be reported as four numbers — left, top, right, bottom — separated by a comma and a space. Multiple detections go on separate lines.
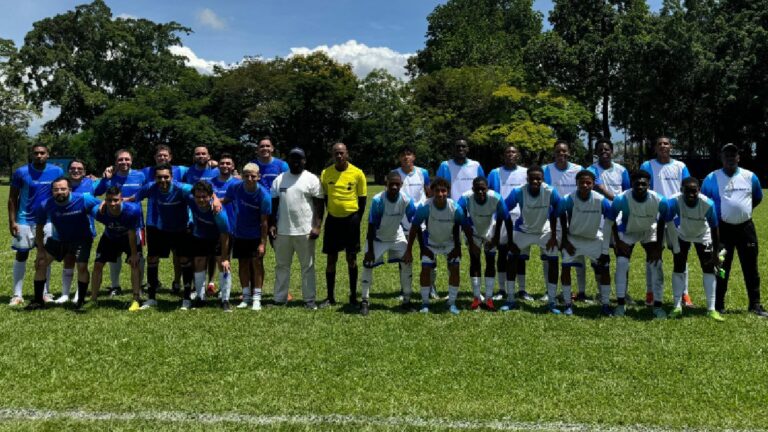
187, 197, 231, 240
92, 202, 142, 239
134, 181, 193, 232
11, 163, 65, 224
211, 175, 240, 231
183, 165, 219, 185
94, 169, 146, 198
37, 193, 101, 242
71, 177, 96, 194
142, 165, 188, 185
225, 182, 272, 239
253, 157, 289, 190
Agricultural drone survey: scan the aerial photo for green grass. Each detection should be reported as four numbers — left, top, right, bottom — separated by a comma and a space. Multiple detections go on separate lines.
1, 184, 767, 431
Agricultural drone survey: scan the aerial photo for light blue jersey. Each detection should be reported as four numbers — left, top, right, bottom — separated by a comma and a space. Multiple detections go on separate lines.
412, 198, 465, 247
436, 159, 485, 202
11, 163, 65, 225
94, 169, 146, 198
589, 162, 630, 198
505, 184, 561, 234
639, 158, 690, 198
559, 191, 613, 239
701, 168, 762, 224
661, 193, 718, 242
36, 193, 101, 242
609, 190, 663, 234
187, 197, 231, 240
457, 190, 507, 240
543, 162, 582, 197
369, 191, 415, 243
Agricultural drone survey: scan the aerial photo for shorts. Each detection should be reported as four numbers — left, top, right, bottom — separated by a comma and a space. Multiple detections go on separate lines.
11, 222, 52, 251
146, 226, 192, 258
363, 239, 407, 268
190, 236, 222, 258
512, 229, 560, 260
322, 213, 361, 254
233, 237, 263, 259
619, 223, 658, 246
421, 243, 461, 267
465, 227, 497, 253
561, 236, 608, 268
498, 209, 520, 245
44, 238, 92, 263
95, 235, 142, 263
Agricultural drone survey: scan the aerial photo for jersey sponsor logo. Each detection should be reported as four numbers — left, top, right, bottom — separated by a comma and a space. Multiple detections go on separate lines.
58, 210, 83, 217
159, 201, 181, 206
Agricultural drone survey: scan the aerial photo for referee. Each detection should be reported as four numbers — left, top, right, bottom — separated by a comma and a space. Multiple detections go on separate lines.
701, 143, 767, 317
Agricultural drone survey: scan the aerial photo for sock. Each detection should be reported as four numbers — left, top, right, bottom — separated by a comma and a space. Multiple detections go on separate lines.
253, 287, 262, 302
672, 272, 685, 308
496, 272, 507, 293
448, 285, 459, 306
576, 265, 586, 294
109, 261, 122, 289
61, 268, 74, 297
562, 285, 572, 306
194, 271, 206, 300
542, 260, 549, 291
399, 263, 413, 302
34, 279, 45, 303
506, 280, 516, 301
420, 286, 430, 304
326, 272, 336, 301
147, 266, 159, 300
703, 273, 716, 311
547, 282, 557, 304
517, 274, 526, 292
683, 265, 689, 296
484, 277, 495, 299
76, 281, 88, 306
44, 266, 51, 295
471, 277, 481, 298
650, 261, 664, 303
182, 265, 194, 300
600, 284, 611, 305
13, 261, 26, 298
645, 262, 653, 294
219, 272, 232, 301
615, 256, 630, 299
361, 266, 373, 301
349, 266, 358, 302
242, 287, 252, 302
430, 268, 437, 289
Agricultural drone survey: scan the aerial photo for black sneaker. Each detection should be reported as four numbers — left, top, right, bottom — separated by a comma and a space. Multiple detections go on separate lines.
305, 301, 318, 310
399, 301, 414, 313
349, 296, 359, 306
573, 292, 594, 304
318, 298, 336, 308
360, 300, 369, 316
516, 290, 534, 302
222, 301, 232, 312
192, 298, 206, 309
749, 304, 768, 318
74, 302, 86, 313
24, 302, 45, 311
171, 281, 181, 294
109, 287, 123, 297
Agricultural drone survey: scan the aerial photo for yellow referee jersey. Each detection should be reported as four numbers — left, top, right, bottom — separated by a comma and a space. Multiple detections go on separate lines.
320, 163, 367, 217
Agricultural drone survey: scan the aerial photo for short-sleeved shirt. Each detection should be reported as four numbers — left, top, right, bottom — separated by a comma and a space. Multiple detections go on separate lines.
37, 193, 101, 242
589, 162, 630, 198
412, 198, 464, 247
142, 165, 188, 185
187, 198, 230, 240
543, 162, 583, 197
320, 163, 367, 218
71, 178, 96, 194
183, 165, 219, 185
368, 191, 415, 243
701, 167, 763, 225
458, 190, 507, 239
660, 193, 718, 242
609, 190, 663, 234
226, 182, 272, 239
212, 175, 240, 232
639, 158, 690, 198
134, 181, 194, 232
94, 169, 146, 198
92, 202, 143, 239
396, 166, 430, 206
271, 170, 323, 236
559, 191, 612, 239
253, 157, 289, 190
11, 163, 65, 225
505, 184, 561, 234
436, 159, 485, 202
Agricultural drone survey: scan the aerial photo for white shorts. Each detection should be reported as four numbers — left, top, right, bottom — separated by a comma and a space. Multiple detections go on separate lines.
11, 222, 52, 251
363, 239, 407, 268
465, 231, 496, 253
619, 223, 658, 246
562, 236, 607, 267
421, 243, 460, 267
499, 210, 520, 245
512, 229, 560, 260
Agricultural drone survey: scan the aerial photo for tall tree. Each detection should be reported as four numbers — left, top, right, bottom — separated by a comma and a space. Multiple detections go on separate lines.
0, 39, 33, 172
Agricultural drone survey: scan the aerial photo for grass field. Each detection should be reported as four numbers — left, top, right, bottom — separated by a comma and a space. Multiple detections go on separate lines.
1, 184, 767, 431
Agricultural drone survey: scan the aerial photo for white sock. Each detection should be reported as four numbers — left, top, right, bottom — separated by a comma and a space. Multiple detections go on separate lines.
399, 263, 413, 302
703, 273, 716, 311
506, 280, 516, 301
420, 286, 430, 304
253, 288, 262, 301
497, 272, 507, 292
484, 277, 495, 299
13, 261, 26, 297
672, 272, 685, 308
361, 266, 373, 301
44, 266, 51, 294
547, 282, 557, 303
600, 284, 611, 305
576, 265, 586, 294
109, 261, 122, 288
430, 268, 437, 289
615, 256, 629, 299
645, 262, 653, 294
219, 272, 232, 301
194, 271, 206, 300
562, 285, 572, 306
61, 268, 74, 296
517, 274, 526, 292
241, 287, 252, 303
471, 277, 481, 298
683, 265, 690, 295
448, 285, 459, 306
651, 261, 664, 303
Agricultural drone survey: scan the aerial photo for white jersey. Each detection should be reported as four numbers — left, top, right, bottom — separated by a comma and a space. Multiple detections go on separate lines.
610, 190, 663, 234
270, 170, 323, 236
368, 190, 415, 243
436, 159, 485, 202
543, 162, 583, 196
702, 167, 762, 225
488, 165, 527, 217
640, 158, 690, 198
457, 190, 507, 241
560, 191, 612, 240
505, 184, 561, 235
412, 198, 465, 247
397, 166, 429, 230
589, 162, 630, 197
662, 193, 718, 243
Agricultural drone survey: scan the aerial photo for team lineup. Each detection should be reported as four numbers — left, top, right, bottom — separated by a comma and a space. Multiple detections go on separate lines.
7, 136, 766, 319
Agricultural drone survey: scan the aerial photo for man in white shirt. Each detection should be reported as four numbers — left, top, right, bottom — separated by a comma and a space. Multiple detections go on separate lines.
269, 147, 324, 310
436, 139, 485, 202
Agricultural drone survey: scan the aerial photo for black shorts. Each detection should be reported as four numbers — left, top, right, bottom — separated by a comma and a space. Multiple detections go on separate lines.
190, 236, 224, 258
233, 237, 263, 259
322, 213, 361, 254
44, 238, 92, 263
95, 235, 142, 263
146, 226, 192, 258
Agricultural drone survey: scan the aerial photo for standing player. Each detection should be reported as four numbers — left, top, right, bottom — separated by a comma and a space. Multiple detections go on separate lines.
29, 177, 101, 311
252, 137, 289, 190
361, 171, 416, 315
609, 170, 666, 318
90, 187, 143, 311
458, 177, 506, 311
8, 144, 63, 306
504, 166, 562, 313
208, 153, 239, 295
558, 170, 614, 316
487, 145, 529, 301
403, 177, 465, 314
436, 139, 485, 202
320, 143, 367, 307
183, 146, 219, 185
223, 163, 271, 311
701, 143, 767, 317
658, 177, 723, 321
640, 136, 693, 307
589, 139, 630, 201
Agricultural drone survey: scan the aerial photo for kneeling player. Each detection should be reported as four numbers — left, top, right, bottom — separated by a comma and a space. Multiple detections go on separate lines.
658, 177, 723, 321
558, 170, 614, 316
91, 186, 143, 311
458, 177, 506, 311
361, 171, 416, 315
403, 177, 465, 314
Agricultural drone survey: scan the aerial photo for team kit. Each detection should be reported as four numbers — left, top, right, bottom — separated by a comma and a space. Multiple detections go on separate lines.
7, 136, 766, 319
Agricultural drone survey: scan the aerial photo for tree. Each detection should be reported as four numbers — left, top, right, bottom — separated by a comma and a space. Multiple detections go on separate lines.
0, 38, 33, 173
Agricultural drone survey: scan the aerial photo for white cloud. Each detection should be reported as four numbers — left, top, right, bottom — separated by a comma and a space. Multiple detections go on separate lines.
114, 13, 137, 20
197, 8, 226, 30
169, 45, 228, 75
289, 40, 412, 80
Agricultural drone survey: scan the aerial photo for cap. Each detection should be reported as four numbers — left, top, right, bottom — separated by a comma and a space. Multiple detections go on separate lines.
288, 147, 306, 158
721, 143, 738, 153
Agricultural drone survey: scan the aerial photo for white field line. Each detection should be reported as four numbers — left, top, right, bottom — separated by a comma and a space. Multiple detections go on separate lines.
0, 408, 762, 432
